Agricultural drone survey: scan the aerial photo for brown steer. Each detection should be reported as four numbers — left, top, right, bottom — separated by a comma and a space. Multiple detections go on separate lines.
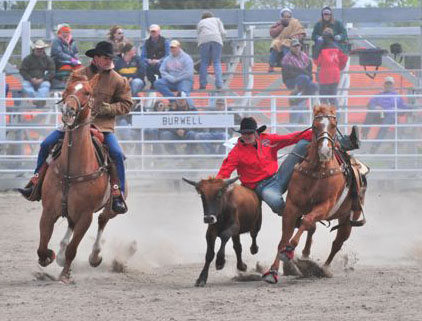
183, 177, 262, 287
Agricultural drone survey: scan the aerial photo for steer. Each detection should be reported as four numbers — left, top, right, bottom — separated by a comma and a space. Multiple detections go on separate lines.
183, 176, 262, 287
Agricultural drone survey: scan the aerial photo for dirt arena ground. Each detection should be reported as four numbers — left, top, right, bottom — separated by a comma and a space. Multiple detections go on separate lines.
1, 183, 422, 321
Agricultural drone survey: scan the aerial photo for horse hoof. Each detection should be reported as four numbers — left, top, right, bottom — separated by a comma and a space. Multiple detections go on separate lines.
195, 279, 206, 287
237, 262, 247, 272
250, 245, 259, 255
58, 272, 72, 285
216, 257, 225, 270
279, 246, 295, 263
39, 250, 56, 267
262, 270, 279, 284
89, 254, 103, 268
322, 265, 333, 278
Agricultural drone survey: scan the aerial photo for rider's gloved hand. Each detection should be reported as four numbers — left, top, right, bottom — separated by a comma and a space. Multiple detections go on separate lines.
99, 102, 115, 116
334, 35, 342, 41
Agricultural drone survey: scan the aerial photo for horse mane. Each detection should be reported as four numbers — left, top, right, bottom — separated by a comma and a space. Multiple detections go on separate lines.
313, 104, 336, 116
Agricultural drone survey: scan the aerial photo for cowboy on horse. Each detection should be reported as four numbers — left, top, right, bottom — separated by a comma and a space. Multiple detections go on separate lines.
18, 41, 133, 214
216, 117, 360, 217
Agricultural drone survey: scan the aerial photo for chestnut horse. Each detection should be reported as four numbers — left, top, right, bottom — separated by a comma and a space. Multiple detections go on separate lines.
38, 75, 124, 283
263, 105, 367, 283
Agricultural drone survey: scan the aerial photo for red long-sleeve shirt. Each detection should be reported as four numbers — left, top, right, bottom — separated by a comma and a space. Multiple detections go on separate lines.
216, 130, 312, 189
315, 45, 348, 85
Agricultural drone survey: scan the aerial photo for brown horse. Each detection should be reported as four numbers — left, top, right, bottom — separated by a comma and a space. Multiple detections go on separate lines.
263, 105, 367, 283
183, 177, 262, 286
38, 75, 124, 283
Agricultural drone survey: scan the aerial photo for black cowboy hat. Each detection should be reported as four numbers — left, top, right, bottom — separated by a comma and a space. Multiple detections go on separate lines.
85, 41, 114, 58
234, 117, 267, 134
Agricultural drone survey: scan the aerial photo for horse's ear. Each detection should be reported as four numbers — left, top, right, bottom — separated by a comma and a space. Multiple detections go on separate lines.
88, 74, 100, 90
329, 105, 337, 116
313, 105, 322, 115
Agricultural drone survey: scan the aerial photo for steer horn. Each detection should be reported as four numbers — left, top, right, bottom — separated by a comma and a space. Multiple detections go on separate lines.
182, 177, 199, 187
224, 176, 239, 186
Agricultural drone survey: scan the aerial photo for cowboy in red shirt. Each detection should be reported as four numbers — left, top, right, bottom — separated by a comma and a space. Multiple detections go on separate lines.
216, 117, 359, 216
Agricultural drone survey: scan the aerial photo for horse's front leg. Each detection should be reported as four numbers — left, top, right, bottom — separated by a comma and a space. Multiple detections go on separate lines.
216, 223, 239, 270
289, 204, 330, 251
38, 209, 60, 267
263, 202, 298, 284
196, 228, 218, 287
56, 225, 73, 267
59, 212, 93, 284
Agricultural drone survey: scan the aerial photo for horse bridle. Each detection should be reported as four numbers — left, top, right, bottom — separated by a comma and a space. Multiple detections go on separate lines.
312, 114, 338, 147
58, 92, 94, 131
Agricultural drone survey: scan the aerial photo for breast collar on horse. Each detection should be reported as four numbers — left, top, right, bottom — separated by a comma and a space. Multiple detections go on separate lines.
55, 93, 107, 218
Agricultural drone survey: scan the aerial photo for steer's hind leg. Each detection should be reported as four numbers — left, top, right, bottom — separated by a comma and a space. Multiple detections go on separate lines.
196, 228, 217, 287
250, 211, 261, 255
232, 235, 247, 272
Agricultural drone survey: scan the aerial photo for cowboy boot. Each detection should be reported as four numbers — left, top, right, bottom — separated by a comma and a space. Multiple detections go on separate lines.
111, 184, 127, 214
17, 162, 48, 201
109, 164, 127, 214
350, 125, 361, 149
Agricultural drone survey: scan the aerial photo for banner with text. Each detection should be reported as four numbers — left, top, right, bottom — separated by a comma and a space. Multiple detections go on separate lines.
132, 114, 235, 129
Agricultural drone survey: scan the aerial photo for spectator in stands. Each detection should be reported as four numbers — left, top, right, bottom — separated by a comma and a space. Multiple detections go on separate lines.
114, 42, 145, 97
314, 29, 348, 106
160, 92, 197, 154
197, 11, 226, 90
19, 40, 55, 107
144, 100, 168, 154
268, 8, 306, 73
282, 39, 317, 96
155, 40, 194, 109
194, 98, 228, 154
312, 6, 349, 57
141, 24, 170, 89
282, 39, 317, 128
51, 23, 81, 81
107, 25, 128, 56
362, 77, 408, 153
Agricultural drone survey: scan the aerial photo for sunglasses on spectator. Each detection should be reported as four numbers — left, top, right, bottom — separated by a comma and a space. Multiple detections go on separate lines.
323, 13, 332, 16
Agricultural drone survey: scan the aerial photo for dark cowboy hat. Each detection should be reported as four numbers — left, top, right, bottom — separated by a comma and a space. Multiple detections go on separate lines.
86, 41, 114, 58
234, 117, 267, 134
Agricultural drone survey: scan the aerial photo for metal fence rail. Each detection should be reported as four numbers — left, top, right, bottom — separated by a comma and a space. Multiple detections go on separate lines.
0, 94, 422, 178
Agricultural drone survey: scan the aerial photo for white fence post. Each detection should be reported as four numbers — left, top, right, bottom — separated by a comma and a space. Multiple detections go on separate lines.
0, 72, 5, 141
394, 97, 398, 170
21, 21, 31, 61
270, 97, 277, 133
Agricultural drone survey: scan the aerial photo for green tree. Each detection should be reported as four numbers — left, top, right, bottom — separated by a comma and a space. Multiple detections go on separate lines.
150, 0, 238, 9
376, 0, 419, 7
248, 0, 355, 9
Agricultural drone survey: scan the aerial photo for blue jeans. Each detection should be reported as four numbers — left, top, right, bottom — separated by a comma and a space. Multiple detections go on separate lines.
130, 78, 145, 96
195, 131, 227, 154
319, 83, 338, 106
145, 63, 161, 86
154, 78, 194, 107
285, 74, 318, 95
159, 129, 196, 154
255, 140, 309, 214
35, 130, 126, 193
269, 46, 290, 67
255, 137, 353, 215
22, 80, 50, 98
199, 41, 223, 89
